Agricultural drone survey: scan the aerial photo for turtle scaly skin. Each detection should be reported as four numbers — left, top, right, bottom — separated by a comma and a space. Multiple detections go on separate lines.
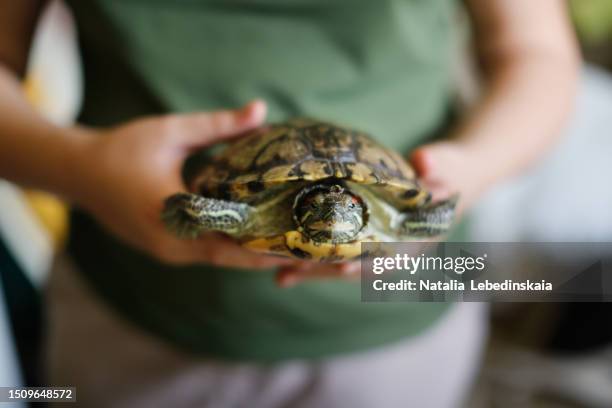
162, 193, 254, 238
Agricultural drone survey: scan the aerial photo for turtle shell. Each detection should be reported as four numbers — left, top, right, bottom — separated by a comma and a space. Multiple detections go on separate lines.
190, 118, 430, 208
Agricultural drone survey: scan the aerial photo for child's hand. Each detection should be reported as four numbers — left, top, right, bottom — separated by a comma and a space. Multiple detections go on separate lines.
410, 141, 487, 215
70, 100, 297, 269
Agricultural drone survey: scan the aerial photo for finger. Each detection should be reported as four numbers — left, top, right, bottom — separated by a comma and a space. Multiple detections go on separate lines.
338, 262, 361, 275
275, 265, 349, 288
275, 270, 302, 288
177, 100, 267, 148
276, 262, 361, 288
178, 234, 299, 269
409, 144, 458, 201
409, 144, 437, 179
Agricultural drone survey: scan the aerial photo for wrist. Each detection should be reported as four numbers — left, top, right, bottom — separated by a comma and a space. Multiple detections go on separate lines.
51, 125, 100, 206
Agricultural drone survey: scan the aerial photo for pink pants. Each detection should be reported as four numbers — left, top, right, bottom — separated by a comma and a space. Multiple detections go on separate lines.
46, 256, 487, 408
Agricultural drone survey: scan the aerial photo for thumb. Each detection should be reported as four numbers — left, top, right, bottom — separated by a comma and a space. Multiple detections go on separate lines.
410, 142, 464, 202
175, 100, 267, 148
409, 144, 437, 180
409, 142, 455, 181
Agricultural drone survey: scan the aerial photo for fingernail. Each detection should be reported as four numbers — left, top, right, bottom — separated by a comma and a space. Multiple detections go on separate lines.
339, 264, 360, 276
410, 148, 434, 178
242, 100, 267, 123
278, 274, 300, 288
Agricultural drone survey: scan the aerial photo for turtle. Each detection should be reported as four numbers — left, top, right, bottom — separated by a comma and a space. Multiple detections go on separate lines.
162, 118, 458, 262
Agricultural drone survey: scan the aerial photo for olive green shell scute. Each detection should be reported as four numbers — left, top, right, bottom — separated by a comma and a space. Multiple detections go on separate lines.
190, 119, 423, 204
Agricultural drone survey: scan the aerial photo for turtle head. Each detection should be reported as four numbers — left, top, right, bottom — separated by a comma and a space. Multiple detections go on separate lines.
294, 184, 365, 244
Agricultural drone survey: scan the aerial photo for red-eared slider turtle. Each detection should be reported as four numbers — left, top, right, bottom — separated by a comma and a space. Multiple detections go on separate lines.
162, 119, 457, 262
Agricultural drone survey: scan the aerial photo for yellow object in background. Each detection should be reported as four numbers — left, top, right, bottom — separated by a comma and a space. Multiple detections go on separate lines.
21, 190, 68, 250
14, 0, 82, 253
22, 73, 46, 113
21, 70, 69, 250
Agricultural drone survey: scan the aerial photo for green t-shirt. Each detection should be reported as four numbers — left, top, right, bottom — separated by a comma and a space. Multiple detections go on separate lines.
66, 0, 461, 361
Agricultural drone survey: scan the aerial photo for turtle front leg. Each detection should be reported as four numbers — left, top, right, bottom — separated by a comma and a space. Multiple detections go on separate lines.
162, 193, 254, 239
397, 195, 458, 238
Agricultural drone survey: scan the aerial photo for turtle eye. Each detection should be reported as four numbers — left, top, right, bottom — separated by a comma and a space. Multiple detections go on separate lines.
348, 196, 361, 209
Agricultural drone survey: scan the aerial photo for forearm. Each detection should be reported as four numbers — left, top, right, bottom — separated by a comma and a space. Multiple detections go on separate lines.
454, 51, 579, 190
0, 64, 92, 201
454, 0, 580, 193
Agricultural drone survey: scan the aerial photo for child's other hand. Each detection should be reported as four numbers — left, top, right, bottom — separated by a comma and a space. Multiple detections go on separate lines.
410, 141, 487, 215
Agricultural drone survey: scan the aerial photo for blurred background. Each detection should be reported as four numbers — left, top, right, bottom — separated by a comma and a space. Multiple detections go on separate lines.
1, 1, 612, 407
